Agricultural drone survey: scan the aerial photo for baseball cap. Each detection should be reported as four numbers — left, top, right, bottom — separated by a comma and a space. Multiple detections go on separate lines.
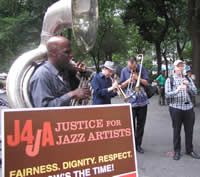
174, 60, 183, 66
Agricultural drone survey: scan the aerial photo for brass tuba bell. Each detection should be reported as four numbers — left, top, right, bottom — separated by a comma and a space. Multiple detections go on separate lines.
6, 0, 98, 108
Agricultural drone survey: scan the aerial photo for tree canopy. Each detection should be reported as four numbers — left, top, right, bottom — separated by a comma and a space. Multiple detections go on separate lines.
0, 0, 199, 86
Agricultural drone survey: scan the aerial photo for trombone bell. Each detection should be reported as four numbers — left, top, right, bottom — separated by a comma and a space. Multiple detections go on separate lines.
134, 86, 141, 92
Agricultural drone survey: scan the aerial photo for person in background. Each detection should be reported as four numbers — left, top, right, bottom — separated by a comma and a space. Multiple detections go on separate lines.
120, 56, 150, 154
156, 70, 166, 105
186, 68, 196, 106
91, 61, 118, 105
152, 80, 159, 95
152, 80, 158, 87
30, 36, 91, 107
165, 60, 200, 160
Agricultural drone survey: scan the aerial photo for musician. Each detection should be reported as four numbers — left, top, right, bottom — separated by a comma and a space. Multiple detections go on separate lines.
120, 56, 150, 153
91, 61, 118, 105
30, 36, 90, 107
165, 60, 200, 160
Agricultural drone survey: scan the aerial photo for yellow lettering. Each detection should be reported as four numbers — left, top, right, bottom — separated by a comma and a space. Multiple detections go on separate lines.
98, 151, 132, 163
9, 170, 16, 177
16, 169, 23, 177
26, 168, 32, 176
40, 165, 46, 173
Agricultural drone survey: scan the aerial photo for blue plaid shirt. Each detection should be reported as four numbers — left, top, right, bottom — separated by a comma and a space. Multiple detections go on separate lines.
165, 73, 197, 110
120, 65, 149, 108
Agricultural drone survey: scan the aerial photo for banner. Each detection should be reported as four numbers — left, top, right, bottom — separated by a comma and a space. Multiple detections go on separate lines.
2, 104, 138, 177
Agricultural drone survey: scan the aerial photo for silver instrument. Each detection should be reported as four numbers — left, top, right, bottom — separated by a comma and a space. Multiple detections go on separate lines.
71, 70, 95, 106
181, 73, 190, 104
111, 74, 130, 102
126, 71, 134, 95
126, 54, 143, 95
135, 54, 144, 91
125, 54, 146, 102
6, 0, 98, 108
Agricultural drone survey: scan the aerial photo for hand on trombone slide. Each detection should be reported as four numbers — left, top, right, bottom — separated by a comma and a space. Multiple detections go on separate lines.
108, 80, 119, 92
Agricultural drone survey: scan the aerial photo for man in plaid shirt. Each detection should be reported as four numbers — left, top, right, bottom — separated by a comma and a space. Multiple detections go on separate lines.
165, 60, 200, 160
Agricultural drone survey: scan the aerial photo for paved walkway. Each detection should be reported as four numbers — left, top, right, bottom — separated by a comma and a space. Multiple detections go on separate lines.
0, 94, 199, 177
112, 95, 200, 177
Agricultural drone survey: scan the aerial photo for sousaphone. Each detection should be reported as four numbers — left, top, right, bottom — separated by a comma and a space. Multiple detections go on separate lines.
6, 0, 98, 108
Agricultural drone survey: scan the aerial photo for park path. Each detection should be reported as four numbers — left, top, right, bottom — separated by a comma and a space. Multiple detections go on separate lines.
112, 95, 200, 177
0, 94, 199, 177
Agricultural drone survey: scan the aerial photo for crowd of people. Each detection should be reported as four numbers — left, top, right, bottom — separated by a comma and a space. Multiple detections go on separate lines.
20, 35, 200, 161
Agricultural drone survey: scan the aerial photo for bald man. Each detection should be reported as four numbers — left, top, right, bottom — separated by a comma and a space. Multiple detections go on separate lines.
30, 36, 90, 107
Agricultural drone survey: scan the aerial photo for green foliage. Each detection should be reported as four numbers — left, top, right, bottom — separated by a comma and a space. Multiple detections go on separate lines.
0, 11, 40, 72
0, 0, 58, 72
0, 0, 154, 73
122, 0, 173, 75
122, 0, 171, 43
143, 56, 153, 73
182, 42, 192, 60
0, 0, 192, 78
122, 0, 191, 76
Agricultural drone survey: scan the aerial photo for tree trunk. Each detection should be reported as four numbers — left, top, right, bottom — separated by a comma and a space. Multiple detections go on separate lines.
91, 54, 100, 73
191, 32, 200, 88
109, 53, 112, 61
189, 0, 200, 88
155, 42, 162, 76
163, 53, 169, 77
176, 40, 183, 60
97, 52, 101, 72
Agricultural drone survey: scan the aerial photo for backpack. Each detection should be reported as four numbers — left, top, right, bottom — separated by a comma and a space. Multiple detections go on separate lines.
144, 85, 158, 98
166, 75, 191, 105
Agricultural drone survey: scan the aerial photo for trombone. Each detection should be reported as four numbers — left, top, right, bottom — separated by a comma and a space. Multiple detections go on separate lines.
135, 54, 144, 91
126, 54, 144, 94
111, 74, 130, 102
126, 71, 134, 95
